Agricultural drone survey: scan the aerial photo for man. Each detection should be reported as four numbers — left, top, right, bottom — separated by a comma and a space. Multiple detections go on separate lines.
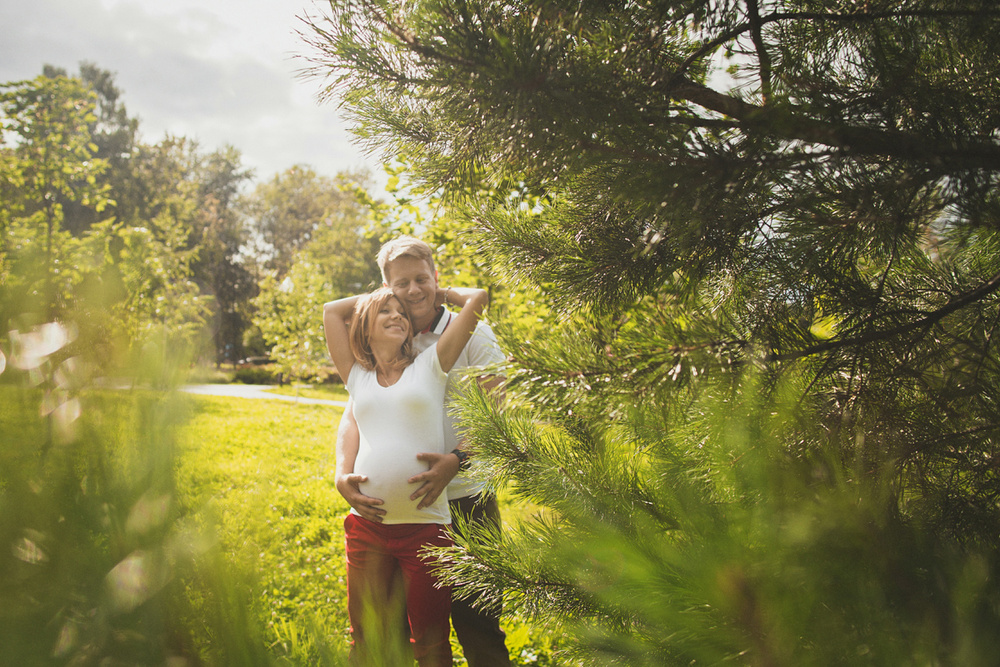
335, 235, 511, 666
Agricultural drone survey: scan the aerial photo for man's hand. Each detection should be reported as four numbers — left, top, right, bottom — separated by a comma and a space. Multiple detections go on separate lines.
408, 452, 461, 509
434, 286, 448, 310
336, 473, 386, 522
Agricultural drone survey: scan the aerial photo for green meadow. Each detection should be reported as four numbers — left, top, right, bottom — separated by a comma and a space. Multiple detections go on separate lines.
175, 392, 564, 665
175, 394, 351, 661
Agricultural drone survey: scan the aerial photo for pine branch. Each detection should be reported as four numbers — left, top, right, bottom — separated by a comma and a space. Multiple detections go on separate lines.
310, 1, 1000, 171
766, 269, 1000, 363
919, 421, 1000, 452
670, 75, 1000, 171
747, 0, 772, 104
674, 7, 1000, 101
768, 7, 1000, 24
352, 0, 478, 71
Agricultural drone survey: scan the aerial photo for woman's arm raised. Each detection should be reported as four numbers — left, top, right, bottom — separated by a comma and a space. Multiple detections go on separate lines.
323, 295, 362, 384
436, 287, 489, 373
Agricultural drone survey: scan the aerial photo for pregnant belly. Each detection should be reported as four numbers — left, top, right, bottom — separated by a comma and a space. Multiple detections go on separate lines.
355, 451, 430, 517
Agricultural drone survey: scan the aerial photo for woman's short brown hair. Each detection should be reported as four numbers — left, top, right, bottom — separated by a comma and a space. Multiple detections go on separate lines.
348, 287, 416, 371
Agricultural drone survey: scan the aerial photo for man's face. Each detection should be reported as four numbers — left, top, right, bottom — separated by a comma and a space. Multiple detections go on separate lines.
385, 255, 438, 328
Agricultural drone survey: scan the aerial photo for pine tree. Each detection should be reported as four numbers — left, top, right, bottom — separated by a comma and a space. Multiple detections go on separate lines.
303, 2, 1000, 663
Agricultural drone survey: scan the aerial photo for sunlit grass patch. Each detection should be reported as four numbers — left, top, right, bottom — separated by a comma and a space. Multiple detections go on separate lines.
0, 383, 272, 665
175, 393, 568, 665
264, 383, 350, 402
2, 370, 567, 666
175, 394, 349, 663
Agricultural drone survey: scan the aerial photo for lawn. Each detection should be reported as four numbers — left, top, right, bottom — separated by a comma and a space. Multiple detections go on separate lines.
264, 383, 350, 402
174, 392, 566, 665
175, 393, 351, 662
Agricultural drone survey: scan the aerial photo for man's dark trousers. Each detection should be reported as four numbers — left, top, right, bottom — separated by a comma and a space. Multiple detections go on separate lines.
448, 493, 511, 667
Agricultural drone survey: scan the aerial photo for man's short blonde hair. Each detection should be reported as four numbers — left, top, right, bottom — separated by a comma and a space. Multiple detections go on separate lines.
376, 235, 436, 284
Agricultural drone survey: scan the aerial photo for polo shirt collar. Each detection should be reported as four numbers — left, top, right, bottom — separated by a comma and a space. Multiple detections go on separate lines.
421, 306, 451, 335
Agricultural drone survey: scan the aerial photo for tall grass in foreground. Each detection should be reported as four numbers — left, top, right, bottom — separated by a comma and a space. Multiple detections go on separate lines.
0, 316, 293, 665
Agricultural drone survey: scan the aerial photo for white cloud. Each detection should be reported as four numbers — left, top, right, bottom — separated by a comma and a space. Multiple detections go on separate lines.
0, 0, 378, 182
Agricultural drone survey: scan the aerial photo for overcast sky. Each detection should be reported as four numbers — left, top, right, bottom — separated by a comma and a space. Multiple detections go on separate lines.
0, 0, 382, 185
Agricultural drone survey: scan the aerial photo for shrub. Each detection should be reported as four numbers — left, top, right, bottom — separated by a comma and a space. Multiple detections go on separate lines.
233, 364, 282, 385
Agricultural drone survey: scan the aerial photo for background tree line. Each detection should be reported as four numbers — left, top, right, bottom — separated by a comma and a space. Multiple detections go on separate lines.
1, 63, 395, 382
302, 0, 1000, 664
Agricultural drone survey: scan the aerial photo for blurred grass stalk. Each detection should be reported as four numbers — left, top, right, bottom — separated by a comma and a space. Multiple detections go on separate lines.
0, 319, 275, 665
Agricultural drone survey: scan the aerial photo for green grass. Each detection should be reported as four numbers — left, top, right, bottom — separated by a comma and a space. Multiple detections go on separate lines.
1, 380, 565, 665
264, 384, 350, 402
175, 394, 349, 663
1, 385, 280, 665
174, 393, 567, 665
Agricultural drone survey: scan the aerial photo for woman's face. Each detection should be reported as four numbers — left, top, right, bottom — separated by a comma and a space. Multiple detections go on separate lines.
371, 296, 410, 345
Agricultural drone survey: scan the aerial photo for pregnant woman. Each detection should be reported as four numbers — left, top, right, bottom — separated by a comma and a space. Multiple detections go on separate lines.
323, 284, 489, 667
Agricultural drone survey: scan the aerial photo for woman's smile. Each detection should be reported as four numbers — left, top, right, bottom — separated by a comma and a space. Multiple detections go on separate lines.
375, 298, 411, 340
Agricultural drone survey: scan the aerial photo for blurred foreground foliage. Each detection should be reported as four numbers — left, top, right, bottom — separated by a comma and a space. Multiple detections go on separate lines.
0, 338, 271, 665
446, 372, 1000, 665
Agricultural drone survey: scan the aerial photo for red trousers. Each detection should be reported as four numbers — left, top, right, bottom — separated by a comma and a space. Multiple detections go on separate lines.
344, 514, 453, 666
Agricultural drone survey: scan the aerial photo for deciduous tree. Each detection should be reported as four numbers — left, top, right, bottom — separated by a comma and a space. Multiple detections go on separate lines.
0, 74, 110, 326
41, 63, 139, 236
250, 172, 388, 380
189, 146, 255, 364
243, 165, 363, 277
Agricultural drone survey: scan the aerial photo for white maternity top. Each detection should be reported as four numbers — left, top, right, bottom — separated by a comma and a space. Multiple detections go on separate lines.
345, 344, 451, 524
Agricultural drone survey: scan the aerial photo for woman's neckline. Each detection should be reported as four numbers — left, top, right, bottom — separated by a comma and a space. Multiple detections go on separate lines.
375, 365, 404, 387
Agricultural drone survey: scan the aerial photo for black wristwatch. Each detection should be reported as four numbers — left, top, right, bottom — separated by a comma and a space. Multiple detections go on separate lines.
451, 448, 471, 470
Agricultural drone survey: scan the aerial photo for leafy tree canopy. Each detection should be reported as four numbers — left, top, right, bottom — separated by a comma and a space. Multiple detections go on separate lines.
249, 169, 389, 380
1, 69, 251, 368
243, 165, 369, 277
